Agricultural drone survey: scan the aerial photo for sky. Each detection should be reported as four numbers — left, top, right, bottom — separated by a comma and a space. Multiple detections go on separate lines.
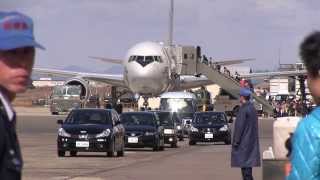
1, 0, 320, 73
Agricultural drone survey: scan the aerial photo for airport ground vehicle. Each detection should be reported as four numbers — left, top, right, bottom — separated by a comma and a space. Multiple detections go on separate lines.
189, 111, 232, 145
120, 112, 165, 151
56, 108, 125, 157
50, 85, 83, 115
50, 85, 100, 115
159, 91, 197, 140
154, 111, 178, 148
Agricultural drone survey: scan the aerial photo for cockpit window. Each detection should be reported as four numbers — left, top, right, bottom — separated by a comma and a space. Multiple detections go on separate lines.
145, 56, 154, 64
136, 56, 144, 62
154, 56, 162, 62
128, 55, 162, 67
128, 56, 135, 62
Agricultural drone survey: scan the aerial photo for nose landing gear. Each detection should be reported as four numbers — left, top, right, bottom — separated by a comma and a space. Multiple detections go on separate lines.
140, 96, 151, 111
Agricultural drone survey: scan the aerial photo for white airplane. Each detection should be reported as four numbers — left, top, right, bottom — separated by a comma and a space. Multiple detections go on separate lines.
33, 0, 253, 106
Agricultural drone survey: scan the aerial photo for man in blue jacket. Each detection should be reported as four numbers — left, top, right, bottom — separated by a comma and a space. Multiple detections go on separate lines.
231, 88, 261, 180
288, 32, 320, 179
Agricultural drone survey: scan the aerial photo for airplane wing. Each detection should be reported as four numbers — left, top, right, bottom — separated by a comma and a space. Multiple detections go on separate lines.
177, 75, 213, 90
240, 70, 307, 79
33, 68, 126, 87
214, 58, 254, 66
89, 56, 123, 64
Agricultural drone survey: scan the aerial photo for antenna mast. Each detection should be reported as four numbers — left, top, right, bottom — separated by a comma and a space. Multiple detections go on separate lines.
167, 0, 174, 47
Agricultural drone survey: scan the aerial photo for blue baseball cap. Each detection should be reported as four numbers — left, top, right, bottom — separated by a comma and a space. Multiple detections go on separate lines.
239, 88, 252, 97
0, 11, 44, 50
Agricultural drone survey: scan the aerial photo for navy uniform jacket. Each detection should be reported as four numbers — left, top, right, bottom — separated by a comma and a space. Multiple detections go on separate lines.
0, 100, 23, 179
231, 101, 261, 167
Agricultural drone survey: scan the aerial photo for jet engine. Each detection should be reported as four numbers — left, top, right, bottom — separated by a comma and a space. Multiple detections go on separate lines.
64, 77, 90, 100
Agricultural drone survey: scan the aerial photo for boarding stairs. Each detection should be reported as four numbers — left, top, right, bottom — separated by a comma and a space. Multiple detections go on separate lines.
196, 62, 274, 115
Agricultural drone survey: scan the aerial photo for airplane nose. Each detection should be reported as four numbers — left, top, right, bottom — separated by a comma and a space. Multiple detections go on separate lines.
136, 59, 150, 67
126, 63, 169, 95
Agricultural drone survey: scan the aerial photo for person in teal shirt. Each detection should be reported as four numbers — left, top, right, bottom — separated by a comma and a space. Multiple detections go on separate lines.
288, 31, 320, 180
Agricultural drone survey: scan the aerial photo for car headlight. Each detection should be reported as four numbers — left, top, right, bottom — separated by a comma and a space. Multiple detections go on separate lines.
96, 129, 111, 138
219, 125, 228, 131
58, 128, 71, 137
190, 126, 199, 132
145, 132, 156, 136
164, 129, 174, 134
177, 125, 181, 130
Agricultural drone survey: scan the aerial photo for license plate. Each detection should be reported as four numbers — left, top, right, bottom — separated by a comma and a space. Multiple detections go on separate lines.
76, 141, 89, 147
164, 129, 173, 134
205, 133, 213, 139
128, 137, 138, 143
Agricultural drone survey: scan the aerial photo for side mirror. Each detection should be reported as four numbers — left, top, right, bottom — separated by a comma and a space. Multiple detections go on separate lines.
228, 117, 233, 123
57, 120, 63, 124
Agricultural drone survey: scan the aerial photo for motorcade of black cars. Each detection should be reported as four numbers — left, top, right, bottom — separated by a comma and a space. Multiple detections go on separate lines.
120, 112, 165, 151
57, 108, 125, 157
154, 111, 178, 148
189, 111, 232, 145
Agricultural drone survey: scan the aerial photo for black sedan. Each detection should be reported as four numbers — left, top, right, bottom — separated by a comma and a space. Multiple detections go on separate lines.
189, 112, 232, 145
154, 111, 178, 148
57, 108, 125, 157
120, 112, 165, 151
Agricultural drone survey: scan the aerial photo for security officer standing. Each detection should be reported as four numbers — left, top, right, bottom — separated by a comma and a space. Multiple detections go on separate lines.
0, 11, 44, 179
231, 88, 261, 180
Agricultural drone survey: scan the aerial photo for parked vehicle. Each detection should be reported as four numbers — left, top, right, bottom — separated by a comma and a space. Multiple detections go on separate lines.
120, 112, 165, 151
56, 108, 125, 157
189, 112, 232, 145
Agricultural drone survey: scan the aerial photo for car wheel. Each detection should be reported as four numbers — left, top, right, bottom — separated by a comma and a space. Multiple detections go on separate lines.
171, 142, 178, 148
52, 112, 59, 115
178, 136, 184, 141
70, 151, 77, 157
107, 139, 115, 157
58, 150, 65, 157
159, 141, 165, 151
117, 140, 125, 157
189, 140, 196, 146
153, 139, 160, 151
224, 136, 232, 145
159, 138, 165, 151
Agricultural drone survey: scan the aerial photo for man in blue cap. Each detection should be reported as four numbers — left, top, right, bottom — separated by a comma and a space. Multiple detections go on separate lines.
0, 11, 44, 179
231, 88, 260, 180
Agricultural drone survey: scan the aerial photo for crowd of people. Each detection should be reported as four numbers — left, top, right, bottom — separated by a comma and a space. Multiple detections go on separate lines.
270, 97, 315, 117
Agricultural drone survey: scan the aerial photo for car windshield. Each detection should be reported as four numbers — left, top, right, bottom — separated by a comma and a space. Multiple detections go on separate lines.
194, 113, 226, 125
156, 112, 174, 126
160, 98, 195, 113
121, 113, 156, 126
64, 110, 111, 125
